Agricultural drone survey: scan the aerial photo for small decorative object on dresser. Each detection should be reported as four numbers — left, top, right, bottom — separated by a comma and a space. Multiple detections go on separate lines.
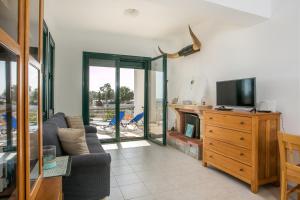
203, 110, 281, 193
171, 97, 179, 104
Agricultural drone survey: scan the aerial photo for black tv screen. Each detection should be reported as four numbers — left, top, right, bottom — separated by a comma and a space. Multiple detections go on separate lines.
217, 78, 256, 107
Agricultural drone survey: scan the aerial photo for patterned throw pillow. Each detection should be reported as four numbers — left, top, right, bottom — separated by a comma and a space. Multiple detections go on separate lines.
57, 128, 89, 155
66, 116, 85, 130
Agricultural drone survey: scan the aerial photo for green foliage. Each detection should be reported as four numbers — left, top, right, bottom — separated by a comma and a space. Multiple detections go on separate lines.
98, 83, 115, 104
104, 110, 115, 121
89, 91, 98, 105
29, 88, 38, 105
120, 86, 134, 103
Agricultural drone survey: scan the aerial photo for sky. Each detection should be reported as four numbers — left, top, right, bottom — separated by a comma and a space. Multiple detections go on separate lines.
89, 66, 135, 92
0, 61, 17, 95
89, 66, 163, 99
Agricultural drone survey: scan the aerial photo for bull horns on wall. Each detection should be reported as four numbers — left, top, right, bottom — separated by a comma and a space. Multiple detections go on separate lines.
158, 25, 202, 59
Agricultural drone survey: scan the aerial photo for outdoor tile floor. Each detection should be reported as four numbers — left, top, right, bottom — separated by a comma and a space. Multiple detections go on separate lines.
104, 140, 289, 200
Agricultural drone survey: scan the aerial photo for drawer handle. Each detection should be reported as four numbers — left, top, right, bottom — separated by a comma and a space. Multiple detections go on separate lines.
209, 155, 213, 158
209, 117, 213, 120
240, 121, 245, 125
209, 130, 213, 133
209, 142, 213, 146
240, 137, 245, 141
239, 168, 244, 172
240, 153, 244, 156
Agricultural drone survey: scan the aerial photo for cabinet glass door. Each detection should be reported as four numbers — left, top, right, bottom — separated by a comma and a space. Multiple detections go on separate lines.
0, 44, 18, 199
148, 55, 167, 145
0, 0, 19, 41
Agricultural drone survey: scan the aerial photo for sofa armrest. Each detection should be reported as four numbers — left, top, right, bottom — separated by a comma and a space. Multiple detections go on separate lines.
71, 153, 111, 168
84, 125, 97, 134
63, 153, 111, 200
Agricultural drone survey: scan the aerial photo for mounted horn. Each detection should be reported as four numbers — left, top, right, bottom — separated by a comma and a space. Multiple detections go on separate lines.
158, 25, 202, 59
158, 46, 180, 59
189, 25, 202, 51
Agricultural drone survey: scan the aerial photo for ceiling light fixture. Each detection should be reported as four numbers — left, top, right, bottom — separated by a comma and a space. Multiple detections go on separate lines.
124, 8, 140, 17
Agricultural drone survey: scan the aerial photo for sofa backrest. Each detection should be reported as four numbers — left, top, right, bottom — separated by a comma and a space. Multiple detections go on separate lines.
52, 112, 68, 128
43, 120, 64, 156
43, 112, 69, 156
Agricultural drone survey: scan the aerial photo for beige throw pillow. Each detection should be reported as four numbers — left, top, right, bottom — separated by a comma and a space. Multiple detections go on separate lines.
57, 128, 89, 155
66, 116, 85, 130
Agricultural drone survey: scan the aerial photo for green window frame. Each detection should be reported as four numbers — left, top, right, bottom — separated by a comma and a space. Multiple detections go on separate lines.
82, 51, 167, 144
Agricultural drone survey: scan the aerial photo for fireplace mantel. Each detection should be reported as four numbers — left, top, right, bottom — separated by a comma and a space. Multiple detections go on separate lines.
169, 104, 213, 138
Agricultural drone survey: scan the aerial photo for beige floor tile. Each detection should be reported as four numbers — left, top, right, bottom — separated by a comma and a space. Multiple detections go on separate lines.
108, 141, 280, 200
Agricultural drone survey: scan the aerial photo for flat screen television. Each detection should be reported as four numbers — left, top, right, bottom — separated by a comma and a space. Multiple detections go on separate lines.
216, 78, 256, 108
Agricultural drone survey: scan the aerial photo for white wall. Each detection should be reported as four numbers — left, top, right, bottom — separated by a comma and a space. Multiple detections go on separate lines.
205, 0, 272, 18
166, 0, 300, 133
45, 0, 300, 133
51, 29, 162, 116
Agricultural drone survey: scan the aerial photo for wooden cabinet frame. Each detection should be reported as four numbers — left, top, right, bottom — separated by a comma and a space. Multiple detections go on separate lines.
0, 0, 26, 199
24, 0, 44, 199
0, 0, 44, 199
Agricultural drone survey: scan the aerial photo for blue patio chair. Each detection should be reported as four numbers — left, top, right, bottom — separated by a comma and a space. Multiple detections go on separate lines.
1, 113, 17, 129
0, 113, 17, 134
101, 111, 125, 129
123, 112, 144, 129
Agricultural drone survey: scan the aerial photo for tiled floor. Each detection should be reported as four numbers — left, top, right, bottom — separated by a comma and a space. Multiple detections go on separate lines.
104, 140, 282, 200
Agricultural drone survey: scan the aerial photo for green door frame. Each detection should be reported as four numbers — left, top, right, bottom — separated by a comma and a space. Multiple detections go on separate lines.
147, 55, 168, 145
82, 51, 152, 143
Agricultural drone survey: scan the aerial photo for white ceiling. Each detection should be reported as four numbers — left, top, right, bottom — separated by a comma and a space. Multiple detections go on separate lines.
45, 0, 268, 39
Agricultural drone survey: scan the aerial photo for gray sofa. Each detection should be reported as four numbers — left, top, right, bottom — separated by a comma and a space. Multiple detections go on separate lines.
43, 112, 111, 200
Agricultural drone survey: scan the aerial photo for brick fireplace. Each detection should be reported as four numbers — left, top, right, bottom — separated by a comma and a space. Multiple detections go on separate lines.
168, 104, 212, 159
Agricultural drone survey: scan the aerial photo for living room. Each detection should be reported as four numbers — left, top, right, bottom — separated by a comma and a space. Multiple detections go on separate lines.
0, 0, 300, 200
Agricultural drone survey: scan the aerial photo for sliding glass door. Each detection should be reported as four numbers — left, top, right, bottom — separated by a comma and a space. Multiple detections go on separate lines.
83, 53, 167, 144
147, 55, 167, 145
83, 53, 148, 142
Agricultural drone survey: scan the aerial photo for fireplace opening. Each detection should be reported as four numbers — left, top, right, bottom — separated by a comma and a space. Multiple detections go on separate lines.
184, 113, 200, 139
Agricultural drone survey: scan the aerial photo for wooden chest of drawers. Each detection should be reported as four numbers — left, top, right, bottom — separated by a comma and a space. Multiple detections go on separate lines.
203, 110, 281, 193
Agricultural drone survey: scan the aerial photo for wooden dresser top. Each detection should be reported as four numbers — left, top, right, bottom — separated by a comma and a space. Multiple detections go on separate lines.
204, 109, 281, 117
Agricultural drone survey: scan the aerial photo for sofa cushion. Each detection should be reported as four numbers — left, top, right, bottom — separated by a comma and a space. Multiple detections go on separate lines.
52, 112, 68, 128
58, 128, 90, 155
43, 121, 64, 156
66, 116, 85, 130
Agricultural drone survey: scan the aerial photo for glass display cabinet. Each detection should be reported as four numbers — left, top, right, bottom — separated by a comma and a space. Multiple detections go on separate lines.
0, 0, 44, 199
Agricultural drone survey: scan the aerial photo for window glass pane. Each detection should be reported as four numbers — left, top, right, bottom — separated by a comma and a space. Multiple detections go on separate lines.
149, 57, 164, 143
0, 0, 18, 41
0, 44, 18, 198
89, 66, 116, 141
120, 68, 145, 139
28, 64, 39, 190
29, 0, 40, 61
